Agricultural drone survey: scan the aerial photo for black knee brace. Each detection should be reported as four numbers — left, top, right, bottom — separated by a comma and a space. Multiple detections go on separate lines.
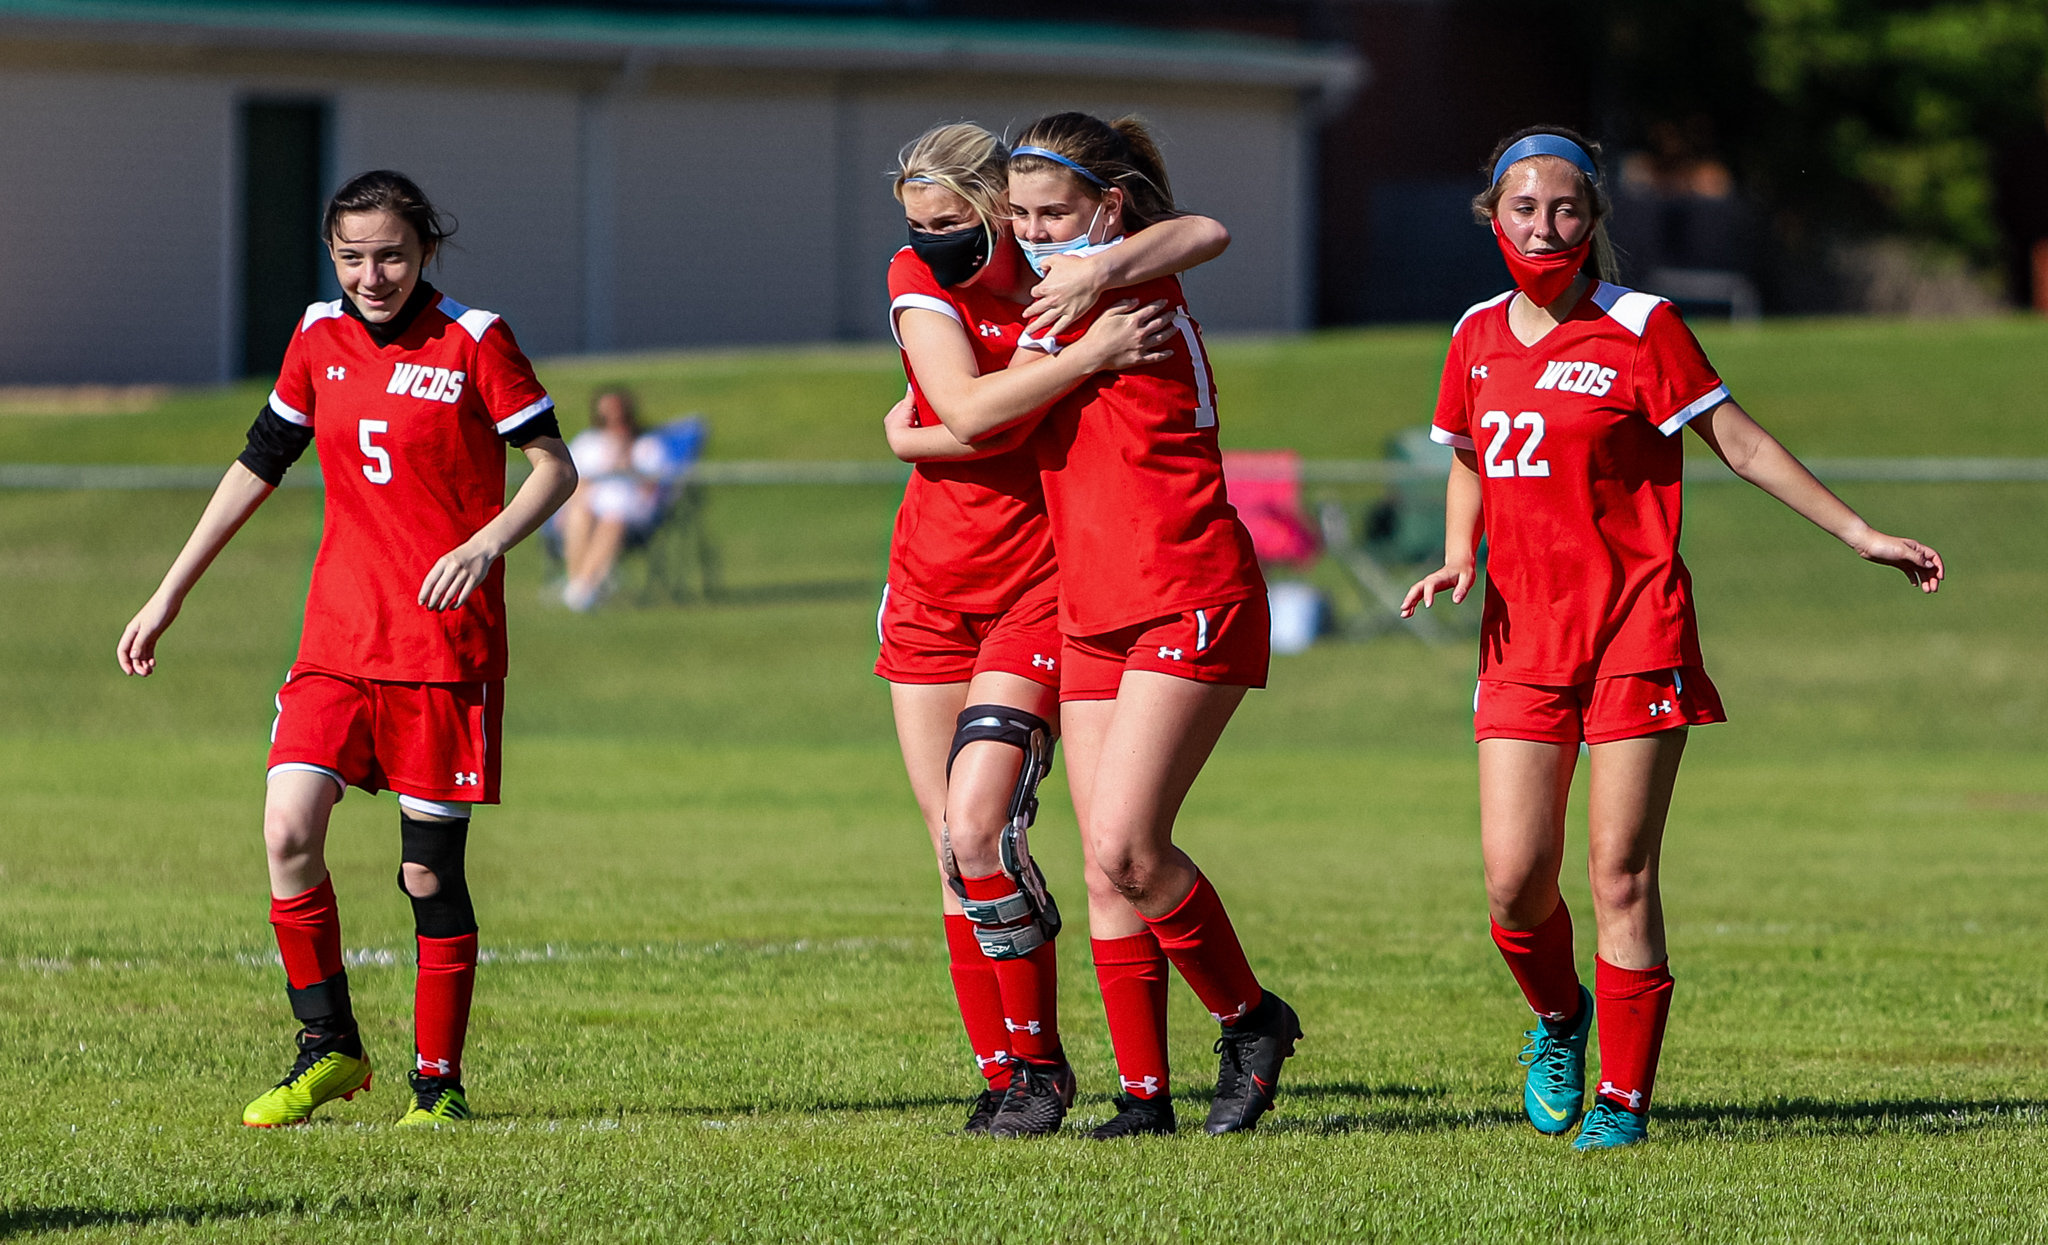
945, 705, 1055, 832
942, 705, 1062, 959
398, 814, 477, 939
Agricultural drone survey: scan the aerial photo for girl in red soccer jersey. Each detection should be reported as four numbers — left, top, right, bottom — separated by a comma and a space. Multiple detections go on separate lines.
1401, 128, 1943, 1149
117, 170, 578, 1129
996, 112, 1302, 1139
879, 122, 1229, 1137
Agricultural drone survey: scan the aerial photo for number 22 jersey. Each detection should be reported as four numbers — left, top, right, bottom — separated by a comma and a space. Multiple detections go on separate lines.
268, 288, 554, 683
1431, 282, 1731, 685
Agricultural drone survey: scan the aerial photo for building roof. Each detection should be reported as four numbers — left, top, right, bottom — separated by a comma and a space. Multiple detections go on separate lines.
0, 0, 1362, 98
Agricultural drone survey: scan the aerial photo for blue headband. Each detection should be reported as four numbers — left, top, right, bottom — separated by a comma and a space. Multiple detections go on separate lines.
1011, 145, 1111, 190
1491, 135, 1598, 186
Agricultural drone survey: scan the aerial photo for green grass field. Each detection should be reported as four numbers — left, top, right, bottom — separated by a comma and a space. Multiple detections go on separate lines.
4, 318, 2047, 1241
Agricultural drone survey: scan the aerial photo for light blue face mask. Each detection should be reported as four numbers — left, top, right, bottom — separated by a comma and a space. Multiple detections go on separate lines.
1018, 204, 1110, 278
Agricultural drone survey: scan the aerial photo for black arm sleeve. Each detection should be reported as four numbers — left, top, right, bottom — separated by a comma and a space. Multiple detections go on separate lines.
237, 407, 315, 487
503, 409, 562, 448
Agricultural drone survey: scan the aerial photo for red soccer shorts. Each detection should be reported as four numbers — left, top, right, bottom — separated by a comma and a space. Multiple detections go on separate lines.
1475, 666, 1725, 746
1060, 595, 1270, 702
874, 575, 1063, 689
268, 667, 503, 806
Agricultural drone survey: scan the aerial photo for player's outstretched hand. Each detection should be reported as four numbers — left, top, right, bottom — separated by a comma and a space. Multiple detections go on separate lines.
420, 543, 496, 612
1023, 251, 1110, 340
1400, 564, 1474, 618
1853, 529, 1945, 594
1075, 299, 1177, 374
117, 594, 179, 676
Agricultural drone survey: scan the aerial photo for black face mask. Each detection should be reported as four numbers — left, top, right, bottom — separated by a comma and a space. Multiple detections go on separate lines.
907, 223, 991, 288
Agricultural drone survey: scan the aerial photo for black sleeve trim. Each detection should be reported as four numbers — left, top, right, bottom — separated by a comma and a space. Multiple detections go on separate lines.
503, 410, 562, 447
237, 407, 315, 487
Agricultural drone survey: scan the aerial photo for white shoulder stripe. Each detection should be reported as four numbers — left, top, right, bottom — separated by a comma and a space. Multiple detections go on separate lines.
1589, 282, 1666, 337
889, 293, 962, 348
437, 294, 501, 343
267, 389, 310, 427
1658, 384, 1730, 436
1429, 425, 1476, 452
298, 300, 345, 333
494, 395, 555, 435
1452, 290, 1516, 337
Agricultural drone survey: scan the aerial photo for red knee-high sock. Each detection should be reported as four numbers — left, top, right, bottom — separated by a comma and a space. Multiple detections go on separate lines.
414, 933, 478, 1080
1140, 873, 1263, 1025
269, 877, 344, 989
1593, 957, 1674, 1114
1093, 932, 1170, 1099
959, 873, 1061, 1063
944, 914, 1013, 1087
1490, 900, 1583, 1021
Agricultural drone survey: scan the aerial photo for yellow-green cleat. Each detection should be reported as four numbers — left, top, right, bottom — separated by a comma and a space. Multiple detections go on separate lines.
242, 1030, 373, 1128
396, 1071, 472, 1128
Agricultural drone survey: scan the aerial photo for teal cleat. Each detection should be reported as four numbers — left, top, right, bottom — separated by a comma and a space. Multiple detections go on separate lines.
1518, 984, 1592, 1135
1573, 1098, 1649, 1150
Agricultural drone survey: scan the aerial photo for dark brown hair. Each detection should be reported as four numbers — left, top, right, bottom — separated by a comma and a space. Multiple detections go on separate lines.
1473, 125, 1616, 283
1009, 112, 1180, 230
322, 170, 456, 259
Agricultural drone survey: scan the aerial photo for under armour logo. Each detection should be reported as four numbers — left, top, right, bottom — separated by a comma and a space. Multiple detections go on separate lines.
1471, 365, 1489, 379
1598, 1081, 1643, 1110
326, 366, 347, 380
454, 771, 480, 786
1647, 700, 1674, 717
1157, 646, 1184, 661
1120, 1075, 1161, 1096
1004, 1018, 1042, 1035
978, 323, 1003, 337
417, 1055, 453, 1075
1031, 654, 1055, 670
976, 1051, 1010, 1072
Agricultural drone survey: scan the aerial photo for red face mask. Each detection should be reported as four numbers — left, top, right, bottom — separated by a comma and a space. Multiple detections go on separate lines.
1492, 217, 1590, 306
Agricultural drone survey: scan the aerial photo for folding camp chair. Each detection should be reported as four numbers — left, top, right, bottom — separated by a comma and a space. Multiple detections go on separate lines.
542, 414, 720, 607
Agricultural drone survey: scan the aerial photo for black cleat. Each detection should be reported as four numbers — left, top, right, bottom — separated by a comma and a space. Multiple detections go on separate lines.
963, 1085, 1006, 1135
1086, 1093, 1177, 1139
988, 1058, 1076, 1139
1204, 992, 1302, 1135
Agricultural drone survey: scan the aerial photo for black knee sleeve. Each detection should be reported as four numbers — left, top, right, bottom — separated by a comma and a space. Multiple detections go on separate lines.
398, 814, 477, 939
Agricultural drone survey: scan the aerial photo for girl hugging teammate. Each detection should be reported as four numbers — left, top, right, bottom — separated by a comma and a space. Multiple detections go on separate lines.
1403, 128, 1943, 1149
879, 122, 1227, 1138
1003, 113, 1302, 1139
118, 171, 578, 1129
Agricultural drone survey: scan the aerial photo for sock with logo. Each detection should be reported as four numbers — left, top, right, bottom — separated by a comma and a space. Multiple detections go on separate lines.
944, 914, 1013, 1088
270, 877, 355, 1038
414, 933, 478, 1081
1593, 956, 1674, 1114
1140, 872, 1264, 1026
1093, 931, 1171, 1100
1490, 899, 1583, 1027
959, 872, 1061, 1063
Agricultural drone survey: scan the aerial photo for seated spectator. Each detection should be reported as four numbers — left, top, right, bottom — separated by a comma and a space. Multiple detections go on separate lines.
559, 388, 669, 611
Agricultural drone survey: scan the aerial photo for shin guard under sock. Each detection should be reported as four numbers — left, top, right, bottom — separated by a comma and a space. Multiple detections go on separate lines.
1490, 900, 1583, 1023
944, 915, 1012, 1086
960, 872, 1060, 1062
414, 933, 478, 1080
1093, 932, 1170, 1099
1140, 873, 1263, 1025
1593, 956, 1674, 1113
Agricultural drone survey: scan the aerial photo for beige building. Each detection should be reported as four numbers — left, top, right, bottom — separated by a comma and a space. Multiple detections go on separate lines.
0, 2, 1356, 383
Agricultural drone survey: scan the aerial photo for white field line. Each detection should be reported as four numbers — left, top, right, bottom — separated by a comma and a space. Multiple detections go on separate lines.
9, 937, 918, 976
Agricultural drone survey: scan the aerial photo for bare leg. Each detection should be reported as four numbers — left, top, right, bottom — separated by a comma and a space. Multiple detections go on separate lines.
1059, 697, 1146, 941
943, 671, 1059, 878
265, 769, 341, 898
1585, 729, 1687, 968
889, 681, 972, 915
567, 517, 630, 607
1477, 739, 1579, 930
560, 493, 597, 584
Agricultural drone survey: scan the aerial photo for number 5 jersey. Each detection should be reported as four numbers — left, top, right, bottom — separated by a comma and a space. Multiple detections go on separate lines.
1430, 283, 1731, 686
256, 283, 555, 683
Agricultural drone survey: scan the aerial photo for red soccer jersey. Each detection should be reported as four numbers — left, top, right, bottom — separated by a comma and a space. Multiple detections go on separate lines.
1431, 282, 1731, 684
1024, 273, 1263, 635
268, 290, 554, 683
885, 245, 1057, 613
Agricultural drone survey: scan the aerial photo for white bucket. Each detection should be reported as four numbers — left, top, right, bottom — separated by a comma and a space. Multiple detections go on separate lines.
1268, 582, 1324, 655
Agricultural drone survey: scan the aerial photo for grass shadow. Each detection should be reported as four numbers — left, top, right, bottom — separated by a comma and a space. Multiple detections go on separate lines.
0, 1198, 395, 1237
1661, 1096, 2048, 1136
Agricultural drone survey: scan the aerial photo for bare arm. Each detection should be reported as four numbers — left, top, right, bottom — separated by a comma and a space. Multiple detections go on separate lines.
883, 391, 1036, 463
419, 436, 580, 611
1690, 400, 1943, 592
900, 298, 1175, 444
1401, 450, 1484, 616
1024, 214, 1232, 337
118, 461, 276, 675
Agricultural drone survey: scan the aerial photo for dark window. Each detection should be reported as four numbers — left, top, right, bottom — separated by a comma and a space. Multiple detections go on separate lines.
240, 101, 328, 377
